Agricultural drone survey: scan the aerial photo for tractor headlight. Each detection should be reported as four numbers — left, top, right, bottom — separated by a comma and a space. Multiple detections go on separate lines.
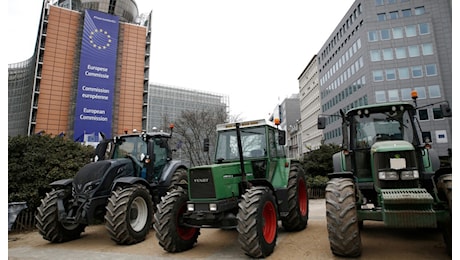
378, 171, 399, 180
400, 170, 419, 180
187, 204, 195, 212
209, 203, 218, 211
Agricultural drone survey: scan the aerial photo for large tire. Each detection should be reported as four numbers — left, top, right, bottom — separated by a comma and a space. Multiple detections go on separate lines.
281, 164, 309, 231
437, 174, 452, 255
35, 189, 86, 243
105, 184, 153, 245
154, 188, 200, 252
237, 186, 278, 258
168, 168, 188, 190
325, 178, 361, 257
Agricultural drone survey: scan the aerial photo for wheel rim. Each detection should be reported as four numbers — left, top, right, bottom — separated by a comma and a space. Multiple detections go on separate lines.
176, 204, 197, 240
262, 201, 277, 244
130, 197, 148, 232
298, 178, 308, 216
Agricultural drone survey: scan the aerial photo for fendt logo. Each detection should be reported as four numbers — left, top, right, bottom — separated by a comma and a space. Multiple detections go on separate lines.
193, 178, 209, 183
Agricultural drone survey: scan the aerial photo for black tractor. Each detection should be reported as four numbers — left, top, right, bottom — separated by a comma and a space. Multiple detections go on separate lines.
35, 125, 188, 245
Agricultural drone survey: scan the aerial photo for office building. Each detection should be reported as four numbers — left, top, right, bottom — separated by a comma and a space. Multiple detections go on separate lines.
298, 55, 323, 155
8, 0, 151, 142
147, 83, 229, 131
317, 0, 451, 157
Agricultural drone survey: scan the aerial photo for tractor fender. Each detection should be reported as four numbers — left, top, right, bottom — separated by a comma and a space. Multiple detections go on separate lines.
327, 171, 354, 179
111, 176, 150, 190
249, 179, 289, 217
49, 178, 73, 188
158, 160, 188, 186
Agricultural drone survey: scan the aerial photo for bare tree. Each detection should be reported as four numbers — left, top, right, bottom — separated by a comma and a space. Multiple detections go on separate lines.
173, 108, 228, 167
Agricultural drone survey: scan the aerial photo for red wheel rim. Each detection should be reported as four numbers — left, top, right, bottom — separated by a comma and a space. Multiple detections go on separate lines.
298, 178, 308, 216
262, 201, 277, 244
176, 204, 197, 240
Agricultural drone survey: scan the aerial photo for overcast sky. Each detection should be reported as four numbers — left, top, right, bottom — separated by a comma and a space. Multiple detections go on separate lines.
7, 0, 356, 120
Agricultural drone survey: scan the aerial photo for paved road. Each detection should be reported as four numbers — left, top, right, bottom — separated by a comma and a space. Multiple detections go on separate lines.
8, 199, 451, 259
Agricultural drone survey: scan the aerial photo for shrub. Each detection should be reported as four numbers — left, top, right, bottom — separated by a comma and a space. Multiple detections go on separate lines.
8, 134, 94, 210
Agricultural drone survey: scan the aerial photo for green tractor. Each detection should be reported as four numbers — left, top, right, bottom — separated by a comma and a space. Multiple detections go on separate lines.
318, 100, 452, 257
154, 119, 309, 258
36, 126, 188, 245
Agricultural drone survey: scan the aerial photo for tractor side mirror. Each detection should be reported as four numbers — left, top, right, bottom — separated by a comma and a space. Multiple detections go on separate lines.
317, 116, 326, 129
440, 104, 452, 117
278, 130, 286, 146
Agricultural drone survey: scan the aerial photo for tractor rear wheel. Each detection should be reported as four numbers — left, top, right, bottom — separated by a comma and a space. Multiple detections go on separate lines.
325, 178, 362, 257
154, 188, 200, 252
437, 173, 452, 255
237, 186, 278, 258
35, 189, 86, 243
281, 163, 309, 231
105, 184, 153, 245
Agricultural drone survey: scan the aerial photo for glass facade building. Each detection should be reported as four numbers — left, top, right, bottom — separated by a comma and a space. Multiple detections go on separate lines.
146, 83, 229, 131
8, 0, 151, 141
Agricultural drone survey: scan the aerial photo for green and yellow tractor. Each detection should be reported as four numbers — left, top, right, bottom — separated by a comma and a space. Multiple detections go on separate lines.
318, 100, 452, 257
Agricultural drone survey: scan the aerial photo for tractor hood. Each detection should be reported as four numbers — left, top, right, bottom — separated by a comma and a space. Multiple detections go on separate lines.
371, 140, 414, 153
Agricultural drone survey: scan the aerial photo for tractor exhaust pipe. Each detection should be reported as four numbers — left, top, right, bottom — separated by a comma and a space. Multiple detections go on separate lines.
235, 123, 250, 190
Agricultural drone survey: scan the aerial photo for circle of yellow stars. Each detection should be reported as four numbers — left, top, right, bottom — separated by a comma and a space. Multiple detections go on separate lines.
89, 29, 112, 49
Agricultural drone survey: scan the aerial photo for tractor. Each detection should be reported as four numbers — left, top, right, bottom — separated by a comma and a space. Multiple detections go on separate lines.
153, 119, 309, 258
35, 125, 188, 245
317, 99, 452, 257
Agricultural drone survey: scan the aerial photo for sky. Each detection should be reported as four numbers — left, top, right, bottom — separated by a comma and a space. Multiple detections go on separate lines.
6, 0, 356, 121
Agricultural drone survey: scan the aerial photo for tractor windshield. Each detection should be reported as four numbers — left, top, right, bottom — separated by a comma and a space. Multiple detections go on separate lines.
352, 108, 414, 149
113, 136, 147, 161
215, 126, 266, 161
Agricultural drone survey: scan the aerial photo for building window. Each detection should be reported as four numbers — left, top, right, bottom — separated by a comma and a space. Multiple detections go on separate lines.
388, 89, 399, 101
389, 11, 399, 19
422, 43, 434, 55
395, 47, 407, 59
398, 67, 410, 79
377, 13, 386, 21
402, 9, 412, 17
392, 27, 404, 39
408, 45, 420, 57
401, 88, 412, 100
375, 91, 386, 103
405, 25, 417, 37
370, 50, 381, 61
387, 0, 396, 4
373, 70, 384, 82
386, 69, 396, 80
415, 86, 426, 99
418, 109, 429, 120
375, 0, 384, 6
411, 66, 423, 78
425, 64, 438, 76
419, 23, 430, 35
368, 31, 378, 42
382, 48, 394, 60
415, 6, 425, 15
433, 107, 443, 119
428, 85, 441, 98
381, 29, 391, 40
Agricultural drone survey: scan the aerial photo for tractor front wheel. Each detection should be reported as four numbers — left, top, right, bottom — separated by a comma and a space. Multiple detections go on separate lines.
325, 178, 362, 257
35, 189, 86, 243
154, 188, 200, 252
105, 184, 153, 245
237, 186, 278, 258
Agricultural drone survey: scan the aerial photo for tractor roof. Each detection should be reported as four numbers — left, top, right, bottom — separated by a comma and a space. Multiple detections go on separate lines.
216, 119, 277, 131
346, 102, 415, 116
